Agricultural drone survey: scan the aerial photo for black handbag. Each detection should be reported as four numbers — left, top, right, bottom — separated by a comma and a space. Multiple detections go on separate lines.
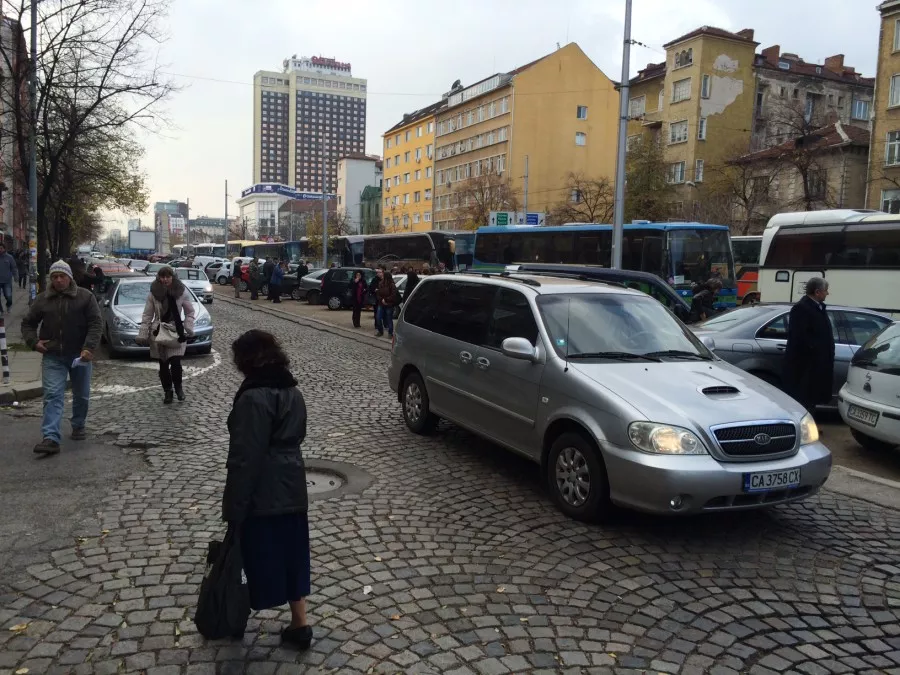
194, 524, 250, 639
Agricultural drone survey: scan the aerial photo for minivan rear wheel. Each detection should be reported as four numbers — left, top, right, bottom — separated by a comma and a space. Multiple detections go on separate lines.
548, 432, 611, 522
401, 372, 438, 435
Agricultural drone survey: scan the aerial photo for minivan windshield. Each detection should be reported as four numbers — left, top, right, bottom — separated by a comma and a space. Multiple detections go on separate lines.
853, 322, 900, 375
537, 293, 712, 361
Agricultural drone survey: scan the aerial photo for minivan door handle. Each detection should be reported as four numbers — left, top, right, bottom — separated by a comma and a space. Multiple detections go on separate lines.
776, 344, 787, 351
459, 351, 473, 364
476, 356, 491, 371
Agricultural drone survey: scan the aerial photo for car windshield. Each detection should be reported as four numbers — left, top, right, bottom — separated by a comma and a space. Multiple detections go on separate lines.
695, 305, 772, 331
116, 282, 151, 306
853, 322, 900, 374
537, 293, 711, 360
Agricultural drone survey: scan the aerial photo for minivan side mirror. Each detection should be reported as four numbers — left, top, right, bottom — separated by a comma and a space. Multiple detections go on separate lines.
700, 336, 716, 350
501, 337, 537, 362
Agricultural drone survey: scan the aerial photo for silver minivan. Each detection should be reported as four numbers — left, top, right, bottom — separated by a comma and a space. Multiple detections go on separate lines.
388, 274, 832, 520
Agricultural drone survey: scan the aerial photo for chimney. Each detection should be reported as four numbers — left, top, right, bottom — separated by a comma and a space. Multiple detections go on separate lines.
824, 54, 845, 74
761, 45, 780, 65
736, 28, 755, 41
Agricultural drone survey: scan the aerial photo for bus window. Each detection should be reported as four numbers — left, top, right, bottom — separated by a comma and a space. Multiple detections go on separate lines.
572, 231, 611, 266
764, 226, 844, 267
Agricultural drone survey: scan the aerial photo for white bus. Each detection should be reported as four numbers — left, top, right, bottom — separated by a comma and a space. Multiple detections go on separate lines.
759, 209, 900, 316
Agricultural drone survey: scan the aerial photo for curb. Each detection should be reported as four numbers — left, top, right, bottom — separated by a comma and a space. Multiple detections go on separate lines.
214, 294, 392, 352
827, 465, 900, 511
0, 380, 43, 405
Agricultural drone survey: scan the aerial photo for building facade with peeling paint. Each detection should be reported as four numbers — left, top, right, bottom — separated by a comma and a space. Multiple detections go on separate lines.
867, 0, 900, 213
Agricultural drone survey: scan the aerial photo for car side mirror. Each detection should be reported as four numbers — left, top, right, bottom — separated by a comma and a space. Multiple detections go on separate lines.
501, 337, 537, 362
700, 336, 716, 350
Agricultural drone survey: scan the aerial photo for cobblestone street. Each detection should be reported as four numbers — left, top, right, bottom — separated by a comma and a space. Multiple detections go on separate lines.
2, 300, 900, 675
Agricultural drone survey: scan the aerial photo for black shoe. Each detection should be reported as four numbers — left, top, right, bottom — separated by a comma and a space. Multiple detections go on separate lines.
163, 390, 174, 404
174, 387, 185, 402
33, 438, 60, 455
71, 427, 86, 441
375, 331, 383, 337
281, 625, 312, 650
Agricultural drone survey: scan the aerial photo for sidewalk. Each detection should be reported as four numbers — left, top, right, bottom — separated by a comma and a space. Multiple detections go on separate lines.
0, 285, 43, 404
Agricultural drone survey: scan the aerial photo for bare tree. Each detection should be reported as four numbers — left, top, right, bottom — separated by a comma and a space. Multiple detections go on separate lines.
549, 172, 614, 225
229, 217, 252, 240
304, 208, 352, 261
624, 137, 674, 222
0, 0, 176, 282
450, 172, 519, 230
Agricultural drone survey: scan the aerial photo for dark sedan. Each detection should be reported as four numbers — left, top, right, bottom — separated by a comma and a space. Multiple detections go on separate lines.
692, 303, 892, 406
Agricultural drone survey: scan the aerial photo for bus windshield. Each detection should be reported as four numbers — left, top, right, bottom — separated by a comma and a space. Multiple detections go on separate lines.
668, 229, 735, 287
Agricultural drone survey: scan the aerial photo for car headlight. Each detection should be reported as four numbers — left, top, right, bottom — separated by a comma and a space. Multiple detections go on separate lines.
112, 314, 137, 330
800, 413, 819, 445
628, 422, 708, 455
195, 315, 211, 327
204, 284, 212, 293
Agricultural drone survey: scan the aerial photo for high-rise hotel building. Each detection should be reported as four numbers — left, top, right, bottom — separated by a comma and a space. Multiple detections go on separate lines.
253, 55, 367, 194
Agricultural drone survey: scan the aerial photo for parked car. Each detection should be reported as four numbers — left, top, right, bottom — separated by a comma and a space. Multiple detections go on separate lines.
214, 261, 234, 285
504, 263, 692, 322
204, 260, 227, 281
839, 322, 900, 451
101, 277, 213, 357
318, 267, 377, 310
174, 267, 214, 304
145, 262, 167, 275
298, 269, 330, 304
692, 304, 892, 406
260, 268, 304, 300
389, 274, 831, 520
128, 260, 149, 272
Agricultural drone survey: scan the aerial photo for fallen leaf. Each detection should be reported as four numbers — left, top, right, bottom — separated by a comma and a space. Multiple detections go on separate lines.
390, 614, 402, 620
9, 623, 28, 632
519, 617, 529, 622
101, 530, 110, 535
374, 556, 382, 562
174, 626, 181, 636
15, 668, 29, 674
609, 653, 617, 659
362, 585, 372, 595
496, 585, 506, 593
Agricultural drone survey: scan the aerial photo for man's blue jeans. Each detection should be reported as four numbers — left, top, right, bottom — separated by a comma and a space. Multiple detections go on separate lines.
375, 305, 394, 336
0, 281, 12, 311
41, 354, 92, 442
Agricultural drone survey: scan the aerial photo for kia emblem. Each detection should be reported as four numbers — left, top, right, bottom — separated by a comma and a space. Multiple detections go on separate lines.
754, 433, 771, 446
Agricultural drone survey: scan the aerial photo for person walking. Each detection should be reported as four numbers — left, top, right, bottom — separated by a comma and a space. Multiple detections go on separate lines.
137, 266, 196, 405
17, 252, 28, 290
296, 259, 309, 279
21, 260, 101, 455
270, 261, 285, 304
368, 268, 380, 330
374, 267, 399, 338
262, 258, 275, 301
249, 259, 261, 301
403, 269, 420, 303
232, 260, 243, 299
0, 243, 17, 315
350, 270, 367, 328
784, 277, 835, 414
223, 329, 313, 649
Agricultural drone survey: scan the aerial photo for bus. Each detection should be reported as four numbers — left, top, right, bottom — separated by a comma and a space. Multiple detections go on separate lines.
732, 235, 763, 304
192, 242, 227, 258
238, 239, 311, 263
758, 209, 900, 316
331, 231, 475, 271
227, 240, 265, 258
473, 222, 738, 307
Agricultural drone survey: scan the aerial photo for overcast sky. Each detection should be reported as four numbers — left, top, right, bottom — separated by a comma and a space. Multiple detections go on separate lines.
112, 0, 881, 235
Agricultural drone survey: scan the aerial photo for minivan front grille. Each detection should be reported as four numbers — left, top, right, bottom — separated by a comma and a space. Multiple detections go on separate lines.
702, 386, 740, 396
713, 422, 796, 457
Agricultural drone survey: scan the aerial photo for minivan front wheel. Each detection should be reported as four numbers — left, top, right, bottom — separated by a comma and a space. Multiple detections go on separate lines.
548, 432, 611, 522
401, 372, 438, 435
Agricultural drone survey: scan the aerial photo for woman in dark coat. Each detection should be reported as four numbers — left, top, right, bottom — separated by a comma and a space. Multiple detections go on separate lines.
403, 270, 420, 303
783, 277, 835, 412
349, 270, 367, 328
222, 330, 312, 649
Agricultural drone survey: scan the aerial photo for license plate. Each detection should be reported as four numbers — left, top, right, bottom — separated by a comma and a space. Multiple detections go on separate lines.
743, 469, 801, 493
847, 404, 879, 427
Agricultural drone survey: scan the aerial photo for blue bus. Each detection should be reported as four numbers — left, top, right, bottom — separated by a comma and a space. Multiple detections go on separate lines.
473, 222, 738, 307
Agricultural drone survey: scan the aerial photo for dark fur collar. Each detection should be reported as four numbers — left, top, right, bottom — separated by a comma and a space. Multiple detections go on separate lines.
150, 277, 186, 301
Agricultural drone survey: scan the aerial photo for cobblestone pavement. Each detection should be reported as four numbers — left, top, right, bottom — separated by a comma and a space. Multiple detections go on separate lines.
2, 301, 900, 675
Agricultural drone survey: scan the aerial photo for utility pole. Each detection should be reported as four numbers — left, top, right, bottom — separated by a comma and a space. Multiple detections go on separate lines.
321, 138, 328, 267
611, 0, 632, 269
185, 198, 190, 255
224, 180, 228, 244
27, 0, 37, 300
523, 155, 529, 213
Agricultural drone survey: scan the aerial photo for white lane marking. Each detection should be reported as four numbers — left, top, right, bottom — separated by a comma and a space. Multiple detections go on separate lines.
91, 349, 223, 399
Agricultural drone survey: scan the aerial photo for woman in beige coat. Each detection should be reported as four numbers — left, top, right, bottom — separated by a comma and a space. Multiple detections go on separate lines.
137, 266, 196, 404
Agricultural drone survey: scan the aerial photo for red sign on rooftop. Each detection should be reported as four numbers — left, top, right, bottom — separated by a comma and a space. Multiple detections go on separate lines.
311, 56, 350, 70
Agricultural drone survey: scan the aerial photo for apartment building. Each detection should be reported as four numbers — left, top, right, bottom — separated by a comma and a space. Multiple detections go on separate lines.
432, 43, 618, 230
253, 56, 367, 194
381, 99, 445, 232
868, 1, 900, 212
336, 154, 382, 234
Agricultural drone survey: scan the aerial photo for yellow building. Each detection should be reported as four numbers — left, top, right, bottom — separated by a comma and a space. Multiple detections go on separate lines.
627, 28, 759, 216
432, 43, 619, 230
868, 0, 900, 212
381, 100, 446, 232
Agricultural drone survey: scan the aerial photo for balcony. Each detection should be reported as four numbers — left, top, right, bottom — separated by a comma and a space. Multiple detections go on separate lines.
640, 109, 663, 127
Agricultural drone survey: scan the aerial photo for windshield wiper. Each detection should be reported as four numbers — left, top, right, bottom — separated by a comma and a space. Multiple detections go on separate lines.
644, 350, 712, 361
567, 351, 662, 362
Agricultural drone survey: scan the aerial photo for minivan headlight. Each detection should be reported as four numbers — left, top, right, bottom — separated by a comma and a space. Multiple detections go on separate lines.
628, 422, 708, 455
800, 413, 819, 445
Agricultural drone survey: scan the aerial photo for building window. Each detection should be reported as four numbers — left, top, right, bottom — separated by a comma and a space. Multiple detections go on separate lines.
415, 169, 421, 180
806, 170, 826, 199
890, 76, 900, 108
404, 173, 411, 183
667, 161, 686, 184
426, 166, 433, 178
886, 131, 900, 166
695, 159, 704, 183
413, 212, 420, 224
424, 188, 432, 200
672, 78, 691, 103
405, 130, 410, 142
395, 134, 401, 144
576, 105, 588, 120
394, 155, 400, 164
882, 189, 900, 213
895, 18, 900, 51
417, 125, 423, 137
415, 148, 422, 161
427, 121, 434, 133
669, 120, 689, 144
384, 217, 390, 227
426, 143, 433, 158
698, 117, 708, 140
852, 99, 871, 121
673, 48, 693, 69
404, 151, 410, 163
424, 212, 432, 222
386, 158, 391, 168
386, 138, 392, 149
575, 132, 587, 146
628, 96, 646, 118
403, 193, 410, 205
701, 74, 711, 99
414, 191, 421, 203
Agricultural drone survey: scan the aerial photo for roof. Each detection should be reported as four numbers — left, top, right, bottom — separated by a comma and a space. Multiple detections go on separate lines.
663, 26, 758, 49
629, 61, 666, 86
738, 122, 870, 163
338, 152, 381, 164
755, 53, 874, 87
447, 272, 645, 296
384, 98, 447, 135
476, 223, 730, 233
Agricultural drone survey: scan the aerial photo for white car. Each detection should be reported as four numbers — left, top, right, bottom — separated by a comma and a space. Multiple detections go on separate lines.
838, 321, 900, 451
174, 267, 214, 304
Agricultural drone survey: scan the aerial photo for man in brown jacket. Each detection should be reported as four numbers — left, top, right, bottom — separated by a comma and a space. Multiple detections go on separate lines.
21, 260, 102, 455
374, 267, 398, 338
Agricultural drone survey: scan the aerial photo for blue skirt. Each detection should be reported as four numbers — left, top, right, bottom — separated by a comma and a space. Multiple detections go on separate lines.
240, 512, 311, 610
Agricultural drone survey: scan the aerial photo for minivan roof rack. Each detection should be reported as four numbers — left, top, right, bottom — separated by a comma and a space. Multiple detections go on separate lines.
463, 270, 542, 287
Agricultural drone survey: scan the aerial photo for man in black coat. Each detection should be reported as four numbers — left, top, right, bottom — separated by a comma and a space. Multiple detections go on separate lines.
783, 277, 835, 413
262, 257, 275, 301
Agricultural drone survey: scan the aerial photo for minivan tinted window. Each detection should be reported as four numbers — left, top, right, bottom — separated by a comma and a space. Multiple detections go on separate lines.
403, 280, 494, 344
484, 288, 538, 348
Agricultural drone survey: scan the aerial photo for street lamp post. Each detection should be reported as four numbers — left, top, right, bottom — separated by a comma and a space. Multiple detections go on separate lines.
611, 0, 633, 270
27, 0, 38, 301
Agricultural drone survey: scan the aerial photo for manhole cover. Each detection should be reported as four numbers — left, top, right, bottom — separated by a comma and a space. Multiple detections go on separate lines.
307, 470, 345, 495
